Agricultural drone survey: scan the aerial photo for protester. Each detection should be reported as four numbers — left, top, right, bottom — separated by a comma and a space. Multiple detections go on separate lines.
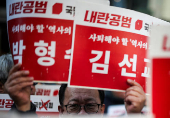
0, 54, 14, 93
4, 63, 146, 115
0, 54, 36, 95
58, 81, 145, 115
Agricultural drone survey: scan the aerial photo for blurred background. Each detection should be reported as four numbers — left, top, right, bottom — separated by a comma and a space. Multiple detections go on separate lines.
0, 0, 170, 55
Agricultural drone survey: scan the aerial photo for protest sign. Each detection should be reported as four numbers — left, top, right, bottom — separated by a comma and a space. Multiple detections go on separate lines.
0, 94, 59, 117
35, 84, 60, 96
6, 0, 74, 83
68, 0, 170, 92
6, 0, 109, 83
0, 94, 14, 111
69, 1, 153, 92
149, 26, 170, 118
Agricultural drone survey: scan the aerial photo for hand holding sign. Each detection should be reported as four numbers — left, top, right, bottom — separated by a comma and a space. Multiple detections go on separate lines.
4, 63, 33, 111
124, 79, 146, 113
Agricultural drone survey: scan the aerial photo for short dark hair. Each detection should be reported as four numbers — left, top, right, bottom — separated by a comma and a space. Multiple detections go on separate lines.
59, 84, 105, 106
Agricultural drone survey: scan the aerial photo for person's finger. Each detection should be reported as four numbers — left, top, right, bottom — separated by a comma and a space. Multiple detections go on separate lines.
8, 77, 34, 87
127, 79, 142, 88
126, 86, 144, 95
124, 95, 139, 106
8, 63, 22, 76
125, 89, 141, 98
16, 82, 33, 94
7, 70, 30, 83
8, 81, 33, 94
17, 81, 33, 90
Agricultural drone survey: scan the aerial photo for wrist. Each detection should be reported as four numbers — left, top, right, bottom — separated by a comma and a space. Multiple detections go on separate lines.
15, 101, 31, 112
127, 110, 142, 114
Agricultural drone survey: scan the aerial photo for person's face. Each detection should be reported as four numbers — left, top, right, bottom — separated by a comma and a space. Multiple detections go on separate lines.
58, 87, 105, 115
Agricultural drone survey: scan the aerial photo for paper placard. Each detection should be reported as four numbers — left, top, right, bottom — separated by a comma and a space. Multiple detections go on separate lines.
68, 0, 170, 92
6, 0, 109, 83
149, 26, 170, 118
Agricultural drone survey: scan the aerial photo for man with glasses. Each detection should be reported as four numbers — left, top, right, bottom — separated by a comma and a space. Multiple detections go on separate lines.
58, 82, 145, 115
5, 63, 146, 115
58, 84, 105, 115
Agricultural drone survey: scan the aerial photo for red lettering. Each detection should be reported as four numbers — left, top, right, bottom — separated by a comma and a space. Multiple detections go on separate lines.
90, 11, 98, 23
163, 35, 170, 51
36, 89, 43, 95
9, 4, 15, 16
84, 10, 90, 22
44, 89, 51, 96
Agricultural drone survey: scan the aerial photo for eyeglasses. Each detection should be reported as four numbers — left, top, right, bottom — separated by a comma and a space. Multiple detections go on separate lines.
64, 103, 102, 114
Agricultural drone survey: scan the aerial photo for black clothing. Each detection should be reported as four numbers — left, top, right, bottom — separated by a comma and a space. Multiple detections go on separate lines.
9, 102, 37, 117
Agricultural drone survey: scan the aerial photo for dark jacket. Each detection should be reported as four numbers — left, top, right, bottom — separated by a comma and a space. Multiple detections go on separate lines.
9, 102, 37, 117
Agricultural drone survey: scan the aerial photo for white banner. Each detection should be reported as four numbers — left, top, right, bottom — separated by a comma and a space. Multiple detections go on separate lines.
35, 84, 60, 97
0, 94, 59, 112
